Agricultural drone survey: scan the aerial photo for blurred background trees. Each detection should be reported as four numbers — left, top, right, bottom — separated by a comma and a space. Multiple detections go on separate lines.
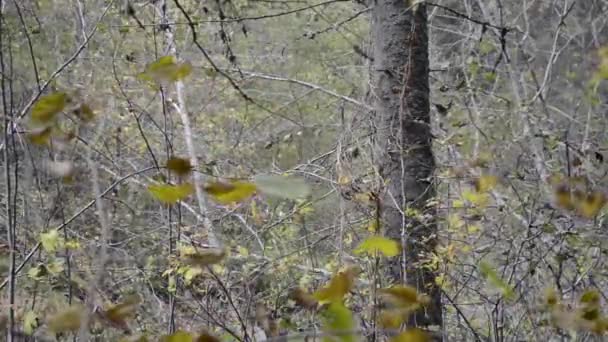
0, 0, 607, 340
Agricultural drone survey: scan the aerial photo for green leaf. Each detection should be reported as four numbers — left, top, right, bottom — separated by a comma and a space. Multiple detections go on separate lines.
23, 311, 38, 335
253, 174, 310, 200
40, 229, 61, 253
148, 183, 195, 204
354, 236, 400, 257
321, 302, 356, 342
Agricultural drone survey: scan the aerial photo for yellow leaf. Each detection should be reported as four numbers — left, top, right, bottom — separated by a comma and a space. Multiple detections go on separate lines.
467, 224, 480, 234
544, 288, 560, 307
173, 62, 193, 81
27, 126, 53, 145
161, 330, 194, 342
554, 184, 575, 210
390, 328, 430, 342
313, 267, 358, 303
338, 175, 351, 185
40, 229, 61, 253
74, 103, 95, 122
578, 192, 607, 218
148, 183, 195, 204
378, 309, 406, 329
23, 311, 38, 335
580, 289, 601, 306
31, 92, 68, 125
101, 294, 141, 331
183, 267, 203, 284
447, 214, 465, 231
181, 248, 226, 267
474, 175, 498, 192
142, 56, 192, 83
355, 236, 400, 257
380, 285, 429, 309
204, 180, 257, 204
47, 305, 85, 333
462, 190, 490, 207
366, 220, 378, 233
166, 157, 193, 176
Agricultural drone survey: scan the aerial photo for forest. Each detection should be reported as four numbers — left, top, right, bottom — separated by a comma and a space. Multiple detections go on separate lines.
0, 0, 608, 341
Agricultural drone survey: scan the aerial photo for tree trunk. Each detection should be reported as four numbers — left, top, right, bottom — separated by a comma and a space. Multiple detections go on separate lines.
371, 1, 442, 331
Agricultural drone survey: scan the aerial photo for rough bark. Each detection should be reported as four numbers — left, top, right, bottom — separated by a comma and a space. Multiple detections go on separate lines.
371, 1, 442, 330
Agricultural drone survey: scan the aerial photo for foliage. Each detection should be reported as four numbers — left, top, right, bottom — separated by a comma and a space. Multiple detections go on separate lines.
1, 0, 607, 341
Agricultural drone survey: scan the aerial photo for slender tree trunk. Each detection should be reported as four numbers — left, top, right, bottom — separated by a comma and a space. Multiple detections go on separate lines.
371, 0, 442, 331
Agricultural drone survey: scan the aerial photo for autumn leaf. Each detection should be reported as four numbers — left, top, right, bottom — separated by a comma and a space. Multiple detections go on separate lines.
181, 248, 226, 267
140, 56, 192, 83
161, 330, 194, 342
148, 183, 195, 204
313, 267, 359, 303
47, 305, 86, 333
474, 174, 498, 193
461, 190, 490, 207
579, 192, 607, 218
354, 236, 400, 257
31, 92, 68, 125
23, 311, 38, 335
27, 126, 53, 145
167, 157, 193, 176
389, 328, 430, 342
378, 309, 406, 329
204, 180, 257, 204
290, 287, 318, 309
196, 331, 221, 342
100, 294, 141, 331
380, 285, 430, 309
40, 229, 61, 253
74, 103, 95, 122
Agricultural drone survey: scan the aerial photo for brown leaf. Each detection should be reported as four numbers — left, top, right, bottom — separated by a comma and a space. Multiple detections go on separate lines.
290, 288, 318, 309
167, 157, 193, 176
100, 294, 141, 331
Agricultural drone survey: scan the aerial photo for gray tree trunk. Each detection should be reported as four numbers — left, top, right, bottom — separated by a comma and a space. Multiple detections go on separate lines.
371, 1, 442, 331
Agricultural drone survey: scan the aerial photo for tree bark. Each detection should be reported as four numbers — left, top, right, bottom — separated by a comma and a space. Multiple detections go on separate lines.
371, 1, 442, 330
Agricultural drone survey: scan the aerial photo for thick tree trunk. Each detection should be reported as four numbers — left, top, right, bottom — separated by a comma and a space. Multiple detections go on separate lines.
371, 1, 442, 330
